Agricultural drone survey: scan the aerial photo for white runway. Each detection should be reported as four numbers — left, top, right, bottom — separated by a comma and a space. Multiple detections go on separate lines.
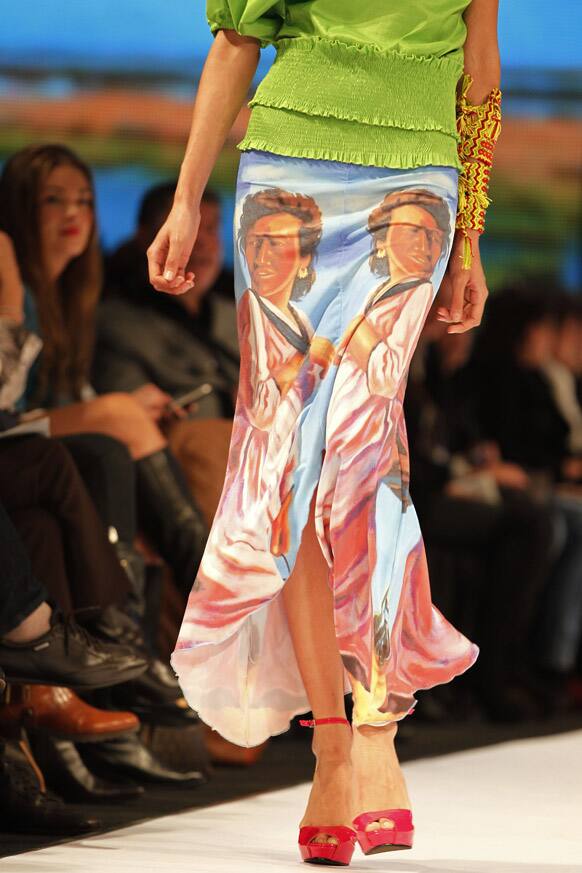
3, 730, 582, 873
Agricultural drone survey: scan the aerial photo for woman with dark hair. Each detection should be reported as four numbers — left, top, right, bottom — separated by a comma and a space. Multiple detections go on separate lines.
0, 144, 207, 592
149, 0, 502, 864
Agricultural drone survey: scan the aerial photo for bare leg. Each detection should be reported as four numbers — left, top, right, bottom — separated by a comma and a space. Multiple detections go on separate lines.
352, 722, 412, 833
282, 493, 354, 843
2, 602, 51, 642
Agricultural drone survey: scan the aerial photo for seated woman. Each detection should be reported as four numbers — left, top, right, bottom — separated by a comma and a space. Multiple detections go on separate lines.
0, 145, 207, 592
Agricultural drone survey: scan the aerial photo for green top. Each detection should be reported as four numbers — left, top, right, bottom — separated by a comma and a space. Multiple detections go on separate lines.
207, 0, 471, 169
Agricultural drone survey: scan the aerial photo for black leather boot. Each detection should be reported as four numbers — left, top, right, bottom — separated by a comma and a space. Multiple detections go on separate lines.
109, 533, 148, 621
28, 733, 144, 803
79, 733, 207, 785
0, 735, 101, 833
135, 447, 208, 593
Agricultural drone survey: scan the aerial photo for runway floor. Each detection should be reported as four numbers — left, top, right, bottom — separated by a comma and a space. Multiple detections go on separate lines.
3, 729, 581, 873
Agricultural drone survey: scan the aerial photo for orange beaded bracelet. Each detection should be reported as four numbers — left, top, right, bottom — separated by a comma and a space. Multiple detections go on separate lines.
455, 72, 502, 270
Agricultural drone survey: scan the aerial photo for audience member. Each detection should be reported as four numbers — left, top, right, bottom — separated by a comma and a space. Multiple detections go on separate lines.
95, 182, 238, 416
455, 284, 582, 693
0, 500, 147, 690
96, 180, 240, 526
103, 180, 239, 366
0, 145, 207, 592
406, 309, 556, 722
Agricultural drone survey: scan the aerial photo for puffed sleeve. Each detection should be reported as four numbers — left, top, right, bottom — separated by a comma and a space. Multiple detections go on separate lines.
206, 0, 285, 47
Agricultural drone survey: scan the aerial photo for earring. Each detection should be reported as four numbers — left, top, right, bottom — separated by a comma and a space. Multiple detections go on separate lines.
298, 266, 308, 279
377, 248, 386, 258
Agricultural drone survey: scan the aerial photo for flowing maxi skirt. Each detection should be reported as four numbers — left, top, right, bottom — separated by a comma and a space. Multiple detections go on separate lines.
171, 149, 479, 747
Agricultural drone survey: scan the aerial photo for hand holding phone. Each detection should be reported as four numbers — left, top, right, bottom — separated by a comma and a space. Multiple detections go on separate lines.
166, 383, 214, 417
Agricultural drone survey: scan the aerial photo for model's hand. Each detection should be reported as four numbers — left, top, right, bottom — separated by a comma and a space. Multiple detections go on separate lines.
437, 229, 488, 333
147, 202, 200, 295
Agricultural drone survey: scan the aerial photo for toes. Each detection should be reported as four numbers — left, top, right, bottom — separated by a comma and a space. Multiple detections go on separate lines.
310, 834, 339, 846
365, 818, 394, 832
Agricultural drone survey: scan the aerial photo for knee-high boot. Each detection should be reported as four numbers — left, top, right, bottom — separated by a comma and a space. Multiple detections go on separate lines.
134, 447, 208, 595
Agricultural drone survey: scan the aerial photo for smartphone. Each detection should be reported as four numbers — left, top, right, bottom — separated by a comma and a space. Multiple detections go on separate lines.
168, 383, 214, 411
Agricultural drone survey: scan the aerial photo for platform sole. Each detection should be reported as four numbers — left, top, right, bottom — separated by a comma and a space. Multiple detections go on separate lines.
364, 842, 413, 855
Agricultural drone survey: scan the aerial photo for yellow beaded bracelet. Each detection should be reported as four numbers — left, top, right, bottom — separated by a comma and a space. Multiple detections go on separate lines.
455, 72, 502, 269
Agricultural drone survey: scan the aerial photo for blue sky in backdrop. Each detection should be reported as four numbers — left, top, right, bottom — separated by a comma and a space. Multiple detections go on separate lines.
1, 1, 580, 72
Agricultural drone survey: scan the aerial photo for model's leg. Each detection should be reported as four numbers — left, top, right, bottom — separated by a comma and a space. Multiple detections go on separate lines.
352, 722, 411, 832
282, 492, 354, 843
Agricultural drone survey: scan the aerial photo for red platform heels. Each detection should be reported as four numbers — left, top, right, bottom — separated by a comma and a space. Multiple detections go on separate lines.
352, 807, 414, 855
298, 716, 357, 866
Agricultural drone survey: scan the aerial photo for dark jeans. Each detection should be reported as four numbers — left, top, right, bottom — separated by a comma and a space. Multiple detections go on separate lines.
0, 499, 47, 637
421, 487, 554, 688
58, 433, 137, 543
0, 435, 130, 615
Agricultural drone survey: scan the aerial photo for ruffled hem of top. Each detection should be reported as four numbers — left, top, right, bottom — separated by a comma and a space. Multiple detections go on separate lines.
249, 92, 460, 137
237, 136, 462, 172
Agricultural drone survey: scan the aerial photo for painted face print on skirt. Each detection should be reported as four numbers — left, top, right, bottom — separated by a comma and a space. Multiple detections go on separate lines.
171, 152, 479, 748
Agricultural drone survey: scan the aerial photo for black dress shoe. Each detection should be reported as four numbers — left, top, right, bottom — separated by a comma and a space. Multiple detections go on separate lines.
127, 657, 183, 703
80, 733, 207, 785
0, 608, 148, 689
75, 603, 148, 653
28, 733, 145, 803
107, 658, 200, 726
0, 737, 101, 834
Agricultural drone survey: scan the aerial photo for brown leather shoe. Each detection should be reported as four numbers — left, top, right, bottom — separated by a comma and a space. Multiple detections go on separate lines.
0, 685, 140, 742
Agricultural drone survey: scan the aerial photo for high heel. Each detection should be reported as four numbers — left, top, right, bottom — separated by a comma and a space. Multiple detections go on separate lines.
352, 808, 414, 855
298, 716, 356, 866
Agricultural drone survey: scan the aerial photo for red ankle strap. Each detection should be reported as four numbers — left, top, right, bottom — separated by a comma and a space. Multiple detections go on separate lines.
299, 717, 351, 728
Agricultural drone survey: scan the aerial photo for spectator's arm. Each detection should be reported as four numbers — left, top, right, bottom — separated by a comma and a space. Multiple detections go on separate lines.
0, 231, 25, 324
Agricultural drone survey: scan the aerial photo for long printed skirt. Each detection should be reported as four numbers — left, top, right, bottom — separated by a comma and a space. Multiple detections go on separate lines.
171, 149, 479, 747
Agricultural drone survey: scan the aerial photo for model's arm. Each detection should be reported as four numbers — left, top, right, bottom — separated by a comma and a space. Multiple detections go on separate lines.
147, 30, 260, 294
462, 0, 501, 103
438, 0, 500, 334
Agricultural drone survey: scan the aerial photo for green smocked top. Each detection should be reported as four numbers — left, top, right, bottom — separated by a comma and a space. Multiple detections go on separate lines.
207, 0, 472, 170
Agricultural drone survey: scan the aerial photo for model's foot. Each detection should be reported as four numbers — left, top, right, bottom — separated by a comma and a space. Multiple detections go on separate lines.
300, 723, 354, 845
352, 722, 411, 833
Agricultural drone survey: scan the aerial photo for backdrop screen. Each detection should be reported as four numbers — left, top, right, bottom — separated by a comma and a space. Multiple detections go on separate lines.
1, 1, 580, 288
